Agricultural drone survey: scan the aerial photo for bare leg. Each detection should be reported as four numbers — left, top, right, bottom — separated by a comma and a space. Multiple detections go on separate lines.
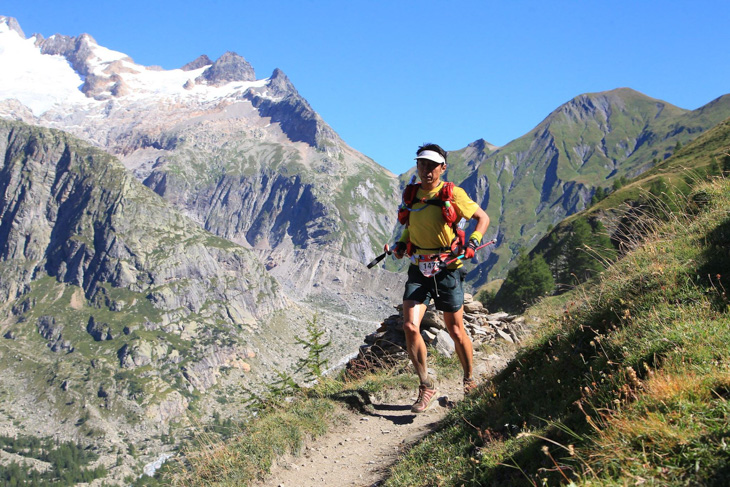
402, 300, 430, 384
443, 307, 473, 379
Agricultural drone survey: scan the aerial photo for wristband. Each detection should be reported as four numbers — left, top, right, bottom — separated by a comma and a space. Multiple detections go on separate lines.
468, 231, 482, 244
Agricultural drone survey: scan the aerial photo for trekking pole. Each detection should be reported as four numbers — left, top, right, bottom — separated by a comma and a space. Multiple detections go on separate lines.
366, 243, 397, 269
440, 238, 498, 268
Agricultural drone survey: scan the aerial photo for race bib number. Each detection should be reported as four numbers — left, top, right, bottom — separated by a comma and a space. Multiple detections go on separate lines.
418, 260, 442, 278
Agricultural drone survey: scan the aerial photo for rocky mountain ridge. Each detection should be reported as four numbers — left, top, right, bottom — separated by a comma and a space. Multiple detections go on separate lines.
0, 115, 403, 482
0, 15, 399, 263
0, 119, 303, 481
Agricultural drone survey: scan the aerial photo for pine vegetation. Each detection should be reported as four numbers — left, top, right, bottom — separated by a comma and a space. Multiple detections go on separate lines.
0, 436, 107, 486
492, 250, 554, 313
294, 315, 332, 382
491, 215, 616, 313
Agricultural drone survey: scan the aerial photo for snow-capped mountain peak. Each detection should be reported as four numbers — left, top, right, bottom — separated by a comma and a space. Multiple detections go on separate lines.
0, 17, 89, 115
0, 16, 347, 167
0, 16, 270, 117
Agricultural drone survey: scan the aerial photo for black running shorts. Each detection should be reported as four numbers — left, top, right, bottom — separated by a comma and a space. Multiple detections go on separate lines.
403, 265, 465, 312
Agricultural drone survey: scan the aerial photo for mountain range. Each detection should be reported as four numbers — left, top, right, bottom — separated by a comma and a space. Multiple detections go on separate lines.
1, 14, 729, 483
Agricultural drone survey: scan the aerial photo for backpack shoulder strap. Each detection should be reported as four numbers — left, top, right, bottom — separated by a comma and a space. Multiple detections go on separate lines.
402, 183, 421, 206
438, 182, 459, 226
398, 183, 421, 225
439, 182, 455, 202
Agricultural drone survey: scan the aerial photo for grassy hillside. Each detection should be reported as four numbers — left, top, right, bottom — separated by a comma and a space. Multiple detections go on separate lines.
590, 115, 730, 217
384, 178, 730, 485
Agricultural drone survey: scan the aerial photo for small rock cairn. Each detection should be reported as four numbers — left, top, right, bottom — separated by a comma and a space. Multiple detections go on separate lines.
347, 294, 528, 374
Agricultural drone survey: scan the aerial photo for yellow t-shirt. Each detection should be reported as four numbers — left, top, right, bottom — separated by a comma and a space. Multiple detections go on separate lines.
407, 182, 480, 255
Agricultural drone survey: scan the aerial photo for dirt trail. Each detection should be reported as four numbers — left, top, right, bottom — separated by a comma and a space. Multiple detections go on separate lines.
252, 348, 514, 487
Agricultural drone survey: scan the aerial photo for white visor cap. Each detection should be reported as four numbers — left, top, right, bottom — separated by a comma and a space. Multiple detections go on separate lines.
415, 150, 446, 165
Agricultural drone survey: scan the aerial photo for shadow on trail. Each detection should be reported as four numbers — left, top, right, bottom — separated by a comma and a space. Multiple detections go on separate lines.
371, 403, 412, 412
328, 389, 374, 412
369, 403, 416, 425
329, 389, 454, 426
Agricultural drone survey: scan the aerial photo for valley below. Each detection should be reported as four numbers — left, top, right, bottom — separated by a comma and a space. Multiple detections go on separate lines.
1, 13, 729, 485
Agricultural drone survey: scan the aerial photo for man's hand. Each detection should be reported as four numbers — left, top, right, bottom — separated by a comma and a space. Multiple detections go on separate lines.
393, 241, 407, 259
464, 238, 479, 260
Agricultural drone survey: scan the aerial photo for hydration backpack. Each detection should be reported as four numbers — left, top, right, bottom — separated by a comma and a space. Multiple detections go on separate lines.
397, 181, 465, 253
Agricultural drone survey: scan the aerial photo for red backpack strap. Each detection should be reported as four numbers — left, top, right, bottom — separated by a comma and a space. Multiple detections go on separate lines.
439, 182, 465, 252
404, 183, 420, 205
397, 183, 421, 225
439, 182, 459, 225
450, 227, 466, 253
440, 182, 454, 201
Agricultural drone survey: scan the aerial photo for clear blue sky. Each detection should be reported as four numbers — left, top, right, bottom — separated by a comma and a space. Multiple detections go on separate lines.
4, 1, 729, 175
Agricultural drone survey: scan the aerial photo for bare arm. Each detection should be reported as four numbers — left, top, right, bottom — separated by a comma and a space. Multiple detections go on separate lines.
471, 207, 489, 239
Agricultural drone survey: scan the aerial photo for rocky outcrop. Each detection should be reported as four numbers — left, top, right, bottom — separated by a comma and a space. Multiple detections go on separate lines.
244, 68, 344, 155
196, 51, 255, 86
181, 54, 212, 71
36, 315, 61, 342
267, 68, 297, 97
145, 391, 189, 423
39, 33, 128, 78
87, 316, 113, 341
351, 294, 531, 370
117, 342, 153, 368
0, 99, 36, 124
81, 72, 132, 98
0, 16, 24, 38
37, 31, 137, 101
181, 345, 255, 392
36, 316, 74, 353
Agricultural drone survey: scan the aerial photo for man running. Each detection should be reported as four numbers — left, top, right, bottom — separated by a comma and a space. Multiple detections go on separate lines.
393, 143, 490, 413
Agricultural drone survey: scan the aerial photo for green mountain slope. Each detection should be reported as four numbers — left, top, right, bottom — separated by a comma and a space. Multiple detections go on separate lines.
446, 89, 730, 285
385, 107, 730, 487
518, 114, 730, 308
